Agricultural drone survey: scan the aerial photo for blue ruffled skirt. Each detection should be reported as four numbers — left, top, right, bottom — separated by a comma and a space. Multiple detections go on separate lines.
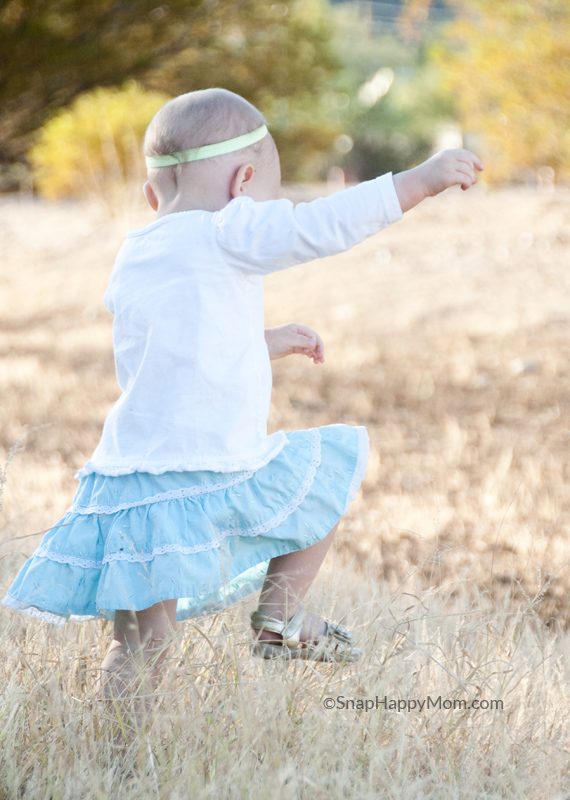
2, 425, 368, 625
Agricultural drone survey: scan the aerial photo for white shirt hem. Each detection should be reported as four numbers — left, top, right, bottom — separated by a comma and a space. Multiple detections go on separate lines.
74, 432, 289, 480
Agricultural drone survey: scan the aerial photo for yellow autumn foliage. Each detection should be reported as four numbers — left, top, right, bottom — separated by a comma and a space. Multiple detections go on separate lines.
29, 83, 170, 202
432, 0, 570, 183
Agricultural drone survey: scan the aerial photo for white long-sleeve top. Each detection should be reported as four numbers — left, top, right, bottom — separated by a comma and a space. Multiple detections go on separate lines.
76, 173, 403, 477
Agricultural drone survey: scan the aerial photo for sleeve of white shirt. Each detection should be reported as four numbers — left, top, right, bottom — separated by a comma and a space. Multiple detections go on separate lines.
214, 172, 403, 275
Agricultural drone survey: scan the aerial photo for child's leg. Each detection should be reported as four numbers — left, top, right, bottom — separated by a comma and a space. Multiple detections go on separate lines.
97, 599, 177, 732
254, 523, 338, 643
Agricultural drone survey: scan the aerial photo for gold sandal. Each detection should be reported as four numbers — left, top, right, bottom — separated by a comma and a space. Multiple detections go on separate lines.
250, 607, 362, 663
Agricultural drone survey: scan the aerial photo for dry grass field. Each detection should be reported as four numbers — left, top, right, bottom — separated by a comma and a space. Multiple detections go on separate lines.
1, 183, 570, 797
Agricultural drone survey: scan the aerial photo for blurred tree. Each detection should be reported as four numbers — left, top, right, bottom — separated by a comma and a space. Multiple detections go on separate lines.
29, 83, 169, 210
325, 3, 455, 181
0, 0, 339, 182
429, 0, 570, 182
143, 0, 341, 180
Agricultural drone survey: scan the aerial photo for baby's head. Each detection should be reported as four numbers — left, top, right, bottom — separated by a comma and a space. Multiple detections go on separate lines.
143, 88, 280, 214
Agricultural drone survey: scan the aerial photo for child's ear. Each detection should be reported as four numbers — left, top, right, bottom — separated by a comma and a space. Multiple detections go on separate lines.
143, 181, 159, 211
230, 164, 255, 198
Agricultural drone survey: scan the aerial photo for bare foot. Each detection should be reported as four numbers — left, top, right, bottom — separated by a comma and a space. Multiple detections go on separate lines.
96, 641, 154, 744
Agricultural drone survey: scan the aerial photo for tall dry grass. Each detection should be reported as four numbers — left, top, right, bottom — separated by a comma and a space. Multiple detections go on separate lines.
1, 184, 570, 797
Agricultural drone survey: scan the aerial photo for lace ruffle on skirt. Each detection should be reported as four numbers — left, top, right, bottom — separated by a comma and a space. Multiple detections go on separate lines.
2, 424, 369, 625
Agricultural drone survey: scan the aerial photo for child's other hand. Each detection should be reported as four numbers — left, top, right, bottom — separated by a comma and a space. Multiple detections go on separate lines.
265, 324, 324, 363
394, 149, 484, 213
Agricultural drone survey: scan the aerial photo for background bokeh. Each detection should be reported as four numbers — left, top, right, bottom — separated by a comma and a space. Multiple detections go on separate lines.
2, 2, 570, 797
1, 0, 569, 196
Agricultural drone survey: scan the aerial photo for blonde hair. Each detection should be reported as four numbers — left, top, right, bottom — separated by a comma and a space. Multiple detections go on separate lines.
144, 88, 267, 162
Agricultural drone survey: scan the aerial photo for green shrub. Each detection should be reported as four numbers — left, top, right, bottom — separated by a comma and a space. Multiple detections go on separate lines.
29, 82, 170, 205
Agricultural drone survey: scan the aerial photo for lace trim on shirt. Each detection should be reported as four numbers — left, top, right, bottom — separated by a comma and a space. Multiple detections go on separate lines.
343, 426, 369, 514
1, 595, 98, 626
32, 429, 322, 570
71, 470, 255, 515
74, 432, 289, 479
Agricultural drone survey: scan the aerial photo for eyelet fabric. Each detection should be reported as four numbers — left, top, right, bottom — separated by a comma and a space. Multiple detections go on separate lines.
2, 424, 369, 625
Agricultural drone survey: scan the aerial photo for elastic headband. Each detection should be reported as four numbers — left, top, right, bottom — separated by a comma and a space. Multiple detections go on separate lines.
145, 124, 268, 168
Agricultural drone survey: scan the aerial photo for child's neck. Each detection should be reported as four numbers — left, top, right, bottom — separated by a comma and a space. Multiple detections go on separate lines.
153, 160, 239, 218
155, 185, 231, 217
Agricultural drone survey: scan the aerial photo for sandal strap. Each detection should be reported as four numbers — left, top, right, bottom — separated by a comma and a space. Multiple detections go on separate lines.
250, 607, 306, 648
298, 621, 357, 662
251, 608, 362, 662
323, 621, 354, 646
281, 607, 305, 647
250, 610, 286, 636
250, 609, 355, 649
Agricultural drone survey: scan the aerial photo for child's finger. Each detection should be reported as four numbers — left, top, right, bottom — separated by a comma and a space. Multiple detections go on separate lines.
458, 153, 484, 172
291, 332, 315, 349
301, 343, 325, 363
468, 154, 484, 172
294, 324, 316, 339
301, 347, 319, 363
290, 325, 324, 361
314, 336, 325, 361
455, 165, 476, 190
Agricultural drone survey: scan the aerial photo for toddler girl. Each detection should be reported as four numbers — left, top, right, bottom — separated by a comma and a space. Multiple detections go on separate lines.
2, 88, 483, 725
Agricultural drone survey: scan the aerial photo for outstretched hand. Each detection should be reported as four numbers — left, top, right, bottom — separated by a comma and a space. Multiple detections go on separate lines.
419, 149, 485, 195
393, 149, 484, 213
265, 323, 324, 363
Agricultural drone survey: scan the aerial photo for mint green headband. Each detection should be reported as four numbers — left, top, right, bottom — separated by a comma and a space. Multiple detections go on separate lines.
145, 124, 268, 168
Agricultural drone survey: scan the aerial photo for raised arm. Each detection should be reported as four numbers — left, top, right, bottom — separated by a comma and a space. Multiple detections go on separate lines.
215, 149, 483, 275
214, 172, 403, 275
